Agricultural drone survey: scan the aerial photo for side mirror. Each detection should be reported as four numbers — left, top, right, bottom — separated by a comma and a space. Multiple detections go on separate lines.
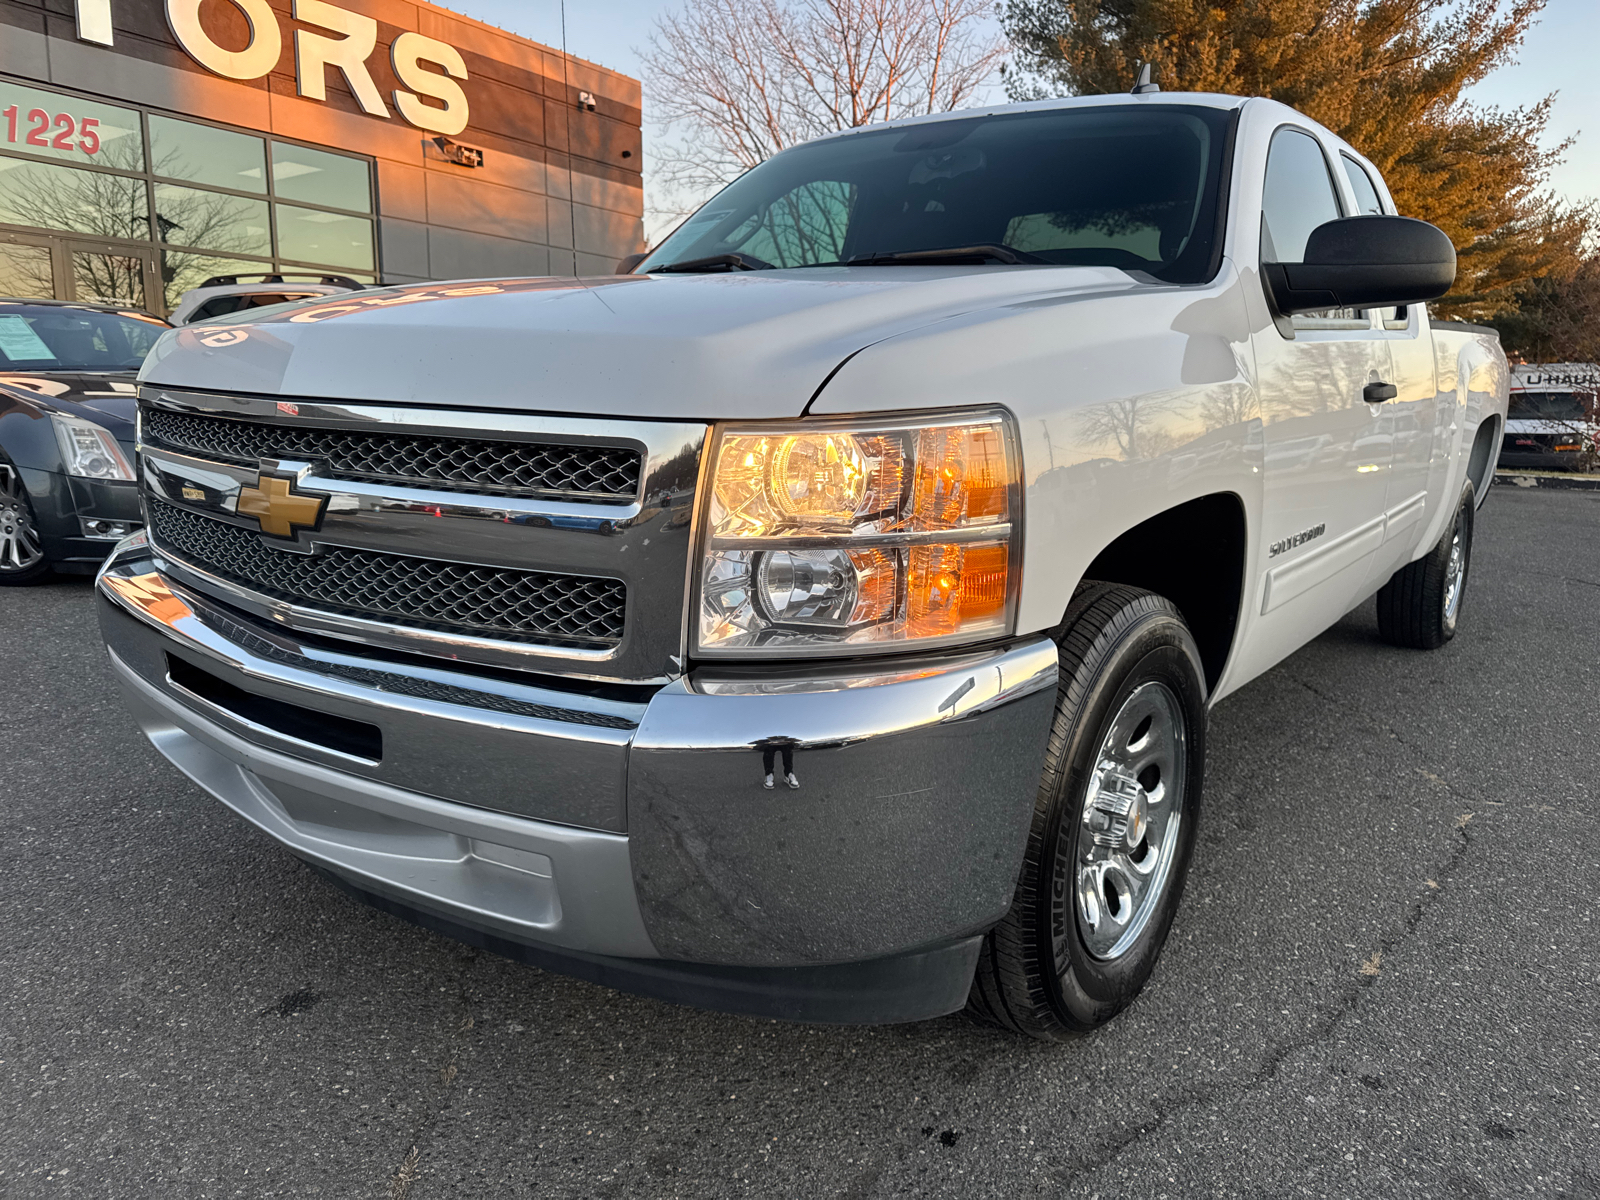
1264, 216, 1455, 315
615, 251, 648, 275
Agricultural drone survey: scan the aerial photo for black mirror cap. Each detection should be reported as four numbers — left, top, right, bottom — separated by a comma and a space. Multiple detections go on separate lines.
615, 251, 648, 275
1265, 216, 1456, 315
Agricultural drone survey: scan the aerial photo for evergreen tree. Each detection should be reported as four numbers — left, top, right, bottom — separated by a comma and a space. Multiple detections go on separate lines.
1001, 0, 1593, 319
1488, 255, 1600, 362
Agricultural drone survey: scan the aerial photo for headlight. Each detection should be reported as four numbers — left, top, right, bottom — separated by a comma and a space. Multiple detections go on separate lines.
696, 410, 1019, 656
52, 415, 135, 481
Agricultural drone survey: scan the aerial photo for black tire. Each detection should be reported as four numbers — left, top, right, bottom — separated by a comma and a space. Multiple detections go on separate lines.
968, 582, 1207, 1041
0, 460, 51, 587
1376, 480, 1475, 650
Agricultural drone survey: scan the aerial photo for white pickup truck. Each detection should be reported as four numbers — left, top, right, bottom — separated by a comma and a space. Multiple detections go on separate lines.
97, 90, 1507, 1040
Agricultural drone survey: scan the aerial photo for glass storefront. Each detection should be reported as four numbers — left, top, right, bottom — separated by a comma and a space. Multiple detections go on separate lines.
0, 77, 377, 314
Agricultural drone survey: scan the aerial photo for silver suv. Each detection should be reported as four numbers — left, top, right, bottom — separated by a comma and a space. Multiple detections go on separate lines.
167, 272, 364, 325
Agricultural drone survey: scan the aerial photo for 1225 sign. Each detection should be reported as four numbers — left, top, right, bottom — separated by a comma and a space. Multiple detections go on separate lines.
2, 107, 102, 156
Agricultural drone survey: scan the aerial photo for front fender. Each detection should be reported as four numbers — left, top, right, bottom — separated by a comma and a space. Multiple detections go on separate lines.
810, 261, 1266, 639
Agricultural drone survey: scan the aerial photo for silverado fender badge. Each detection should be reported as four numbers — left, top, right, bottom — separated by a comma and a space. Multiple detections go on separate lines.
237, 473, 329, 539
1268, 523, 1326, 557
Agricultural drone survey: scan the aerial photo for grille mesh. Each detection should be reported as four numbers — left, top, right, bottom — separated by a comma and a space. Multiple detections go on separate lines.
143, 406, 641, 499
150, 500, 626, 646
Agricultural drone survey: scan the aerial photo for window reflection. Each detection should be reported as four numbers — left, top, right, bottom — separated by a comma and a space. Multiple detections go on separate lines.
0, 157, 147, 239
0, 80, 143, 170
150, 115, 268, 194
0, 242, 54, 299
271, 143, 371, 211
0, 81, 377, 316
275, 205, 373, 271
159, 252, 275, 312
71, 248, 146, 309
153, 183, 270, 257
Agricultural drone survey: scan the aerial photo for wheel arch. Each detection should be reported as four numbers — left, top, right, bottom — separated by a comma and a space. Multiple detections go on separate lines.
1465, 412, 1500, 506
1068, 492, 1248, 695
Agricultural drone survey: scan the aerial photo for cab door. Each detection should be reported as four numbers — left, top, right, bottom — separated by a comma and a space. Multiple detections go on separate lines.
1338, 153, 1441, 579
1248, 127, 1393, 666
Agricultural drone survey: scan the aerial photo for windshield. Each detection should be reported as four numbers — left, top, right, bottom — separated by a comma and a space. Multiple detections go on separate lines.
639, 104, 1234, 282
0, 303, 168, 371
1509, 391, 1591, 421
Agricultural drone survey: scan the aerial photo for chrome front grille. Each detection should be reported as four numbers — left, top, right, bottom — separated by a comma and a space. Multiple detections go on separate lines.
137, 387, 707, 682
142, 406, 642, 500
150, 499, 627, 647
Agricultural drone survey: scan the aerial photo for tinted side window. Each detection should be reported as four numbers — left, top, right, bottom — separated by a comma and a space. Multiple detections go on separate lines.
1340, 153, 1404, 322
1340, 155, 1385, 215
191, 296, 249, 321
1261, 129, 1343, 264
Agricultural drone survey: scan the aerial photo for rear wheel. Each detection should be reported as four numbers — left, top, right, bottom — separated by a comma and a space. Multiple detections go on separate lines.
968, 582, 1207, 1040
0, 462, 49, 586
1376, 480, 1475, 650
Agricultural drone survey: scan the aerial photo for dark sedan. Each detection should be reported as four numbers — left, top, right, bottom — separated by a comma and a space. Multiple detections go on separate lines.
0, 299, 169, 584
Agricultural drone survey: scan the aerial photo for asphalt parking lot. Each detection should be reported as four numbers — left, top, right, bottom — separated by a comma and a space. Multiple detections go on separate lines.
2, 485, 1597, 1199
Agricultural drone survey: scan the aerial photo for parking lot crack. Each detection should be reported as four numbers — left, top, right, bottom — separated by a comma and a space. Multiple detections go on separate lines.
1056, 818, 1475, 1186
1522, 569, 1600, 590
1287, 674, 1341, 707
1251, 816, 1472, 1082
386, 949, 482, 1200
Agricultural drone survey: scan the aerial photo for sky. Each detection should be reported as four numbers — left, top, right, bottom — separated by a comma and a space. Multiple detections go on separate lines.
445, 0, 1600, 216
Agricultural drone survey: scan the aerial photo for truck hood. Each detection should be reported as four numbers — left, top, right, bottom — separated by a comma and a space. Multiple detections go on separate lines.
138, 267, 1139, 420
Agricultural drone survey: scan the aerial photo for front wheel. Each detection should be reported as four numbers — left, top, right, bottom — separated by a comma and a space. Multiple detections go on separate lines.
968, 582, 1207, 1040
1376, 479, 1475, 650
0, 461, 50, 586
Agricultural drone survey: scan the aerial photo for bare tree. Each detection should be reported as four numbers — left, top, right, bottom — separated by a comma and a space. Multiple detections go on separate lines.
0, 140, 274, 310
1076, 394, 1178, 461
643, 0, 1007, 224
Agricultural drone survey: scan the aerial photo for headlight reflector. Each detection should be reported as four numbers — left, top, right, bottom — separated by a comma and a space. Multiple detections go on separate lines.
697, 412, 1018, 656
52, 414, 135, 481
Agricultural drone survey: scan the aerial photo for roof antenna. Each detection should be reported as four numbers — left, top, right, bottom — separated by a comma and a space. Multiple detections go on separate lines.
1131, 62, 1160, 94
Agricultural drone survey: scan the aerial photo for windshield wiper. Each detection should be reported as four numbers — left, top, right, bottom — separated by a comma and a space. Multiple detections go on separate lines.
650, 252, 775, 273
846, 244, 1047, 266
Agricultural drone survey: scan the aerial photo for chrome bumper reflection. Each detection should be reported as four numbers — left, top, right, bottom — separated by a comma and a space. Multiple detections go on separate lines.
98, 543, 642, 832
98, 537, 1061, 968
626, 639, 1060, 966
110, 655, 658, 956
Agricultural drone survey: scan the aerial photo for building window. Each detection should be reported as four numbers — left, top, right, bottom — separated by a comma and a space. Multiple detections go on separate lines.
153, 183, 272, 257
0, 77, 378, 315
150, 114, 267, 194
0, 157, 148, 240
275, 206, 374, 272
271, 142, 371, 211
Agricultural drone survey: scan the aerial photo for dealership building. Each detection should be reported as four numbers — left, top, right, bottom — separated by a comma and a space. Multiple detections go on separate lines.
0, 0, 644, 316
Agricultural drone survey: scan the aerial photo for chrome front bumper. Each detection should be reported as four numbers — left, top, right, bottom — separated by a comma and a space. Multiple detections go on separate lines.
97, 541, 1059, 1021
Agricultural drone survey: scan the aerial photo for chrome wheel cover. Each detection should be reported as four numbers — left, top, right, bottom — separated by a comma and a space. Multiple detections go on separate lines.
0, 464, 43, 573
1442, 528, 1465, 632
1075, 680, 1188, 961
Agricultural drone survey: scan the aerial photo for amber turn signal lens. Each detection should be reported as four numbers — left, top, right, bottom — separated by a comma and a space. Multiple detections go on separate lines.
906, 541, 1009, 638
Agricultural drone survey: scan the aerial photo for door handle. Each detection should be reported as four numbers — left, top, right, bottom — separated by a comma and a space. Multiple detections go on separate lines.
1364, 381, 1398, 403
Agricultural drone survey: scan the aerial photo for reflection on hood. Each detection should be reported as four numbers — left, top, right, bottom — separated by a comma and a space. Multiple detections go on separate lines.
0, 372, 139, 428
138, 267, 1140, 420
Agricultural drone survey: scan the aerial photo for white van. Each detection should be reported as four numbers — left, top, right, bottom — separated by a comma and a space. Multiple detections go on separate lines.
1500, 363, 1599, 470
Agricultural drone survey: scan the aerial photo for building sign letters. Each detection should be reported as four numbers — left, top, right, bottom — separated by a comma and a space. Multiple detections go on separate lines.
71, 0, 469, 136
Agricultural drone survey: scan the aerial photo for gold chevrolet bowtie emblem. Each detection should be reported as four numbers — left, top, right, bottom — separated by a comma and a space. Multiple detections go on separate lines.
236, 474, 328, 538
